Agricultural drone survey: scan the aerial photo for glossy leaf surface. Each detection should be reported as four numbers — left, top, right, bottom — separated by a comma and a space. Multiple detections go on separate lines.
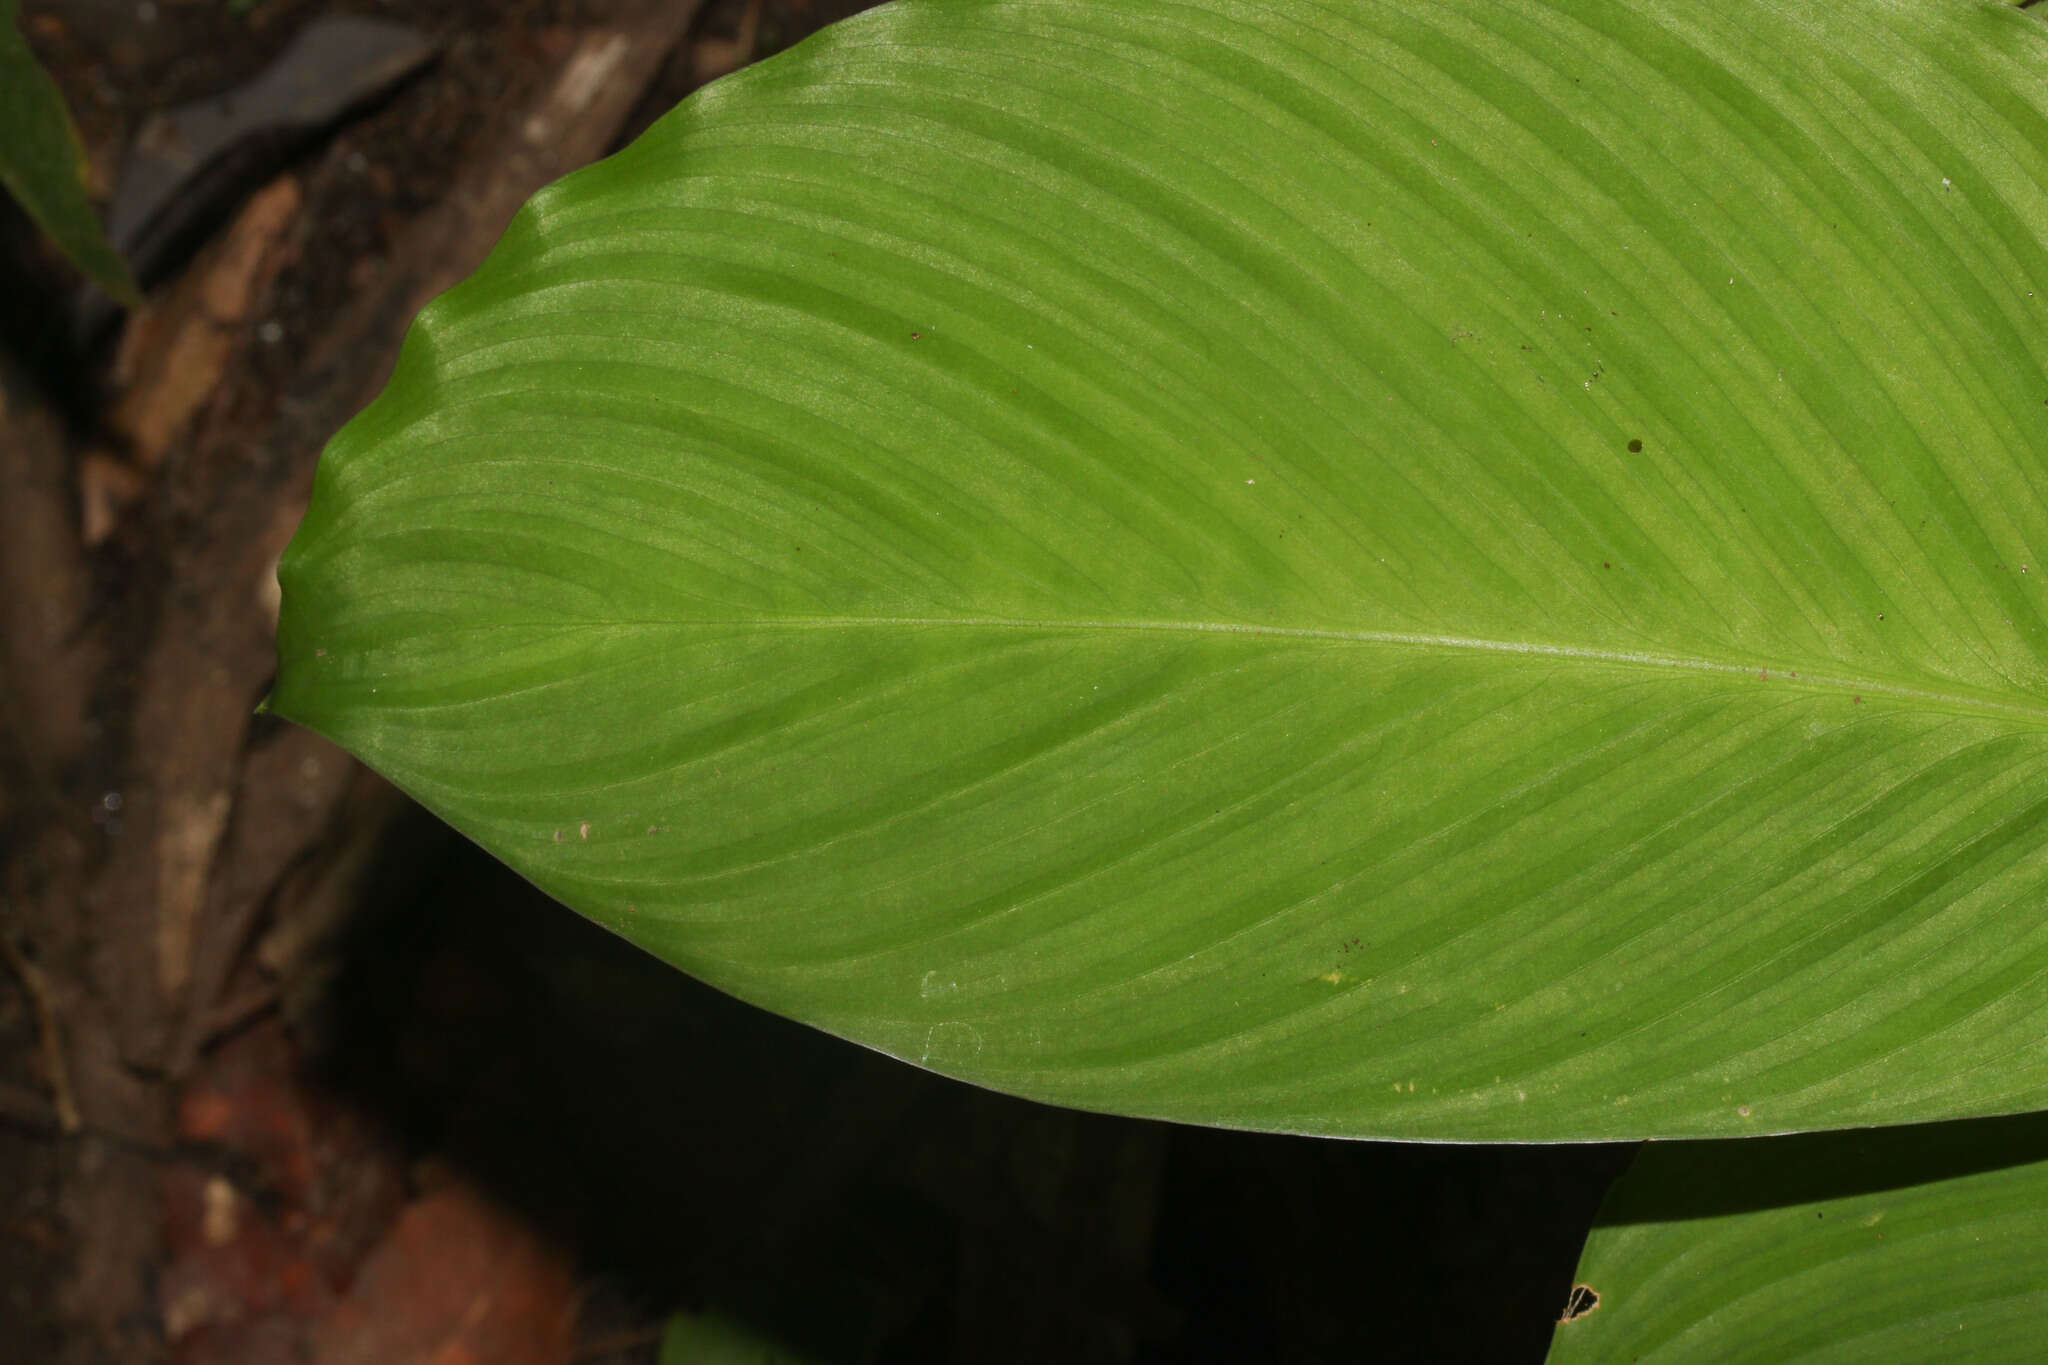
275, 0, 2048, 1139
1547, 1116, 2048, 1363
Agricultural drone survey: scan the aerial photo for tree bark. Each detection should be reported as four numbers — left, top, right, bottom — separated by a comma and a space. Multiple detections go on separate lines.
0, 6, 703, 1358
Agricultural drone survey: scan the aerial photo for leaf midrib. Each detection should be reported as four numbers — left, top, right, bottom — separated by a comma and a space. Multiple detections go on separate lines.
470, 613, 2048, 727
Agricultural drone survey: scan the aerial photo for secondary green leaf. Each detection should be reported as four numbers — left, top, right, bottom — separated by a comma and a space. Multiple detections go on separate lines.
660, 1310, 821, 1365
0, 0, 138, 302
274, 0, 2048, 1139
1547, 1116, 2048, 1364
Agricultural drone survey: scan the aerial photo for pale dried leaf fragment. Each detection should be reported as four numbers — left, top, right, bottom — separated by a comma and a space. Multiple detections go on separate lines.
157, 788, 234, 1000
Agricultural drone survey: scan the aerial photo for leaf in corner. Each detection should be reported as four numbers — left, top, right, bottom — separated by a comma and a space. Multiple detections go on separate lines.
659, 1309, 822, 1365
1547, 1116, 2048, 1364
0, 0, 138, 302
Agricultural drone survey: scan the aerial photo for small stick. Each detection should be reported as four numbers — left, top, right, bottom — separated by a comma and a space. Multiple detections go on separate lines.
0, 1078, 59, 1133
572, 1323, 669, 1360
734, 0, 768, 66
0, 930, 82, 1134
197, 981, 282, 1052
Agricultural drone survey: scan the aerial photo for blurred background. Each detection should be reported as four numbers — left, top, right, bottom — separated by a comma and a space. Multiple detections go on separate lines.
0, 2, 1630, 1361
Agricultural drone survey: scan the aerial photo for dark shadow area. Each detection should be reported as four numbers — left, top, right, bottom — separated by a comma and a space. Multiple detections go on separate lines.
1597, 1109, 2048, 1226
0, 195, 92, 417
313, 811, 1633, 1363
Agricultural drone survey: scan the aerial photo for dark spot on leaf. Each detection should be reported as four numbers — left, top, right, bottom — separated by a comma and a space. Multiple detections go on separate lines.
1627, 438, 1643, 453
910, 332, 921, 339
1560, 1285, 1600, 1323
1602, 561, 1611, 569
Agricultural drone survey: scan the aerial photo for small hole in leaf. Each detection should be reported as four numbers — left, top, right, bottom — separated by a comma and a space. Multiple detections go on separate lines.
1560, 1285, 1601, 1323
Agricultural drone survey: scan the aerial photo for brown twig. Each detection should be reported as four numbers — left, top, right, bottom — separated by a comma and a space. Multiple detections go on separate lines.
0, 928, 82, 1134
0, 1077, 60, 1133
195, 982, 282, 1052
734, 0, 768, 65
572, 1322, 669, 1360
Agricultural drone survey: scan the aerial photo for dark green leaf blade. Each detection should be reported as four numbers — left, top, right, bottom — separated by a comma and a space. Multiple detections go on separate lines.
659, 1309, 822, 1364
1547, 1117, 2048, 1364
275, 0, 2048, 1139
0, 0, 139, 302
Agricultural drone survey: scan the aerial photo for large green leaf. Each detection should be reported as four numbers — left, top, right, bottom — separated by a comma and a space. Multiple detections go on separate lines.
1546, 1116, 2048, 1363
0, 0, 138, 302
274, 0, 2048, 1140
